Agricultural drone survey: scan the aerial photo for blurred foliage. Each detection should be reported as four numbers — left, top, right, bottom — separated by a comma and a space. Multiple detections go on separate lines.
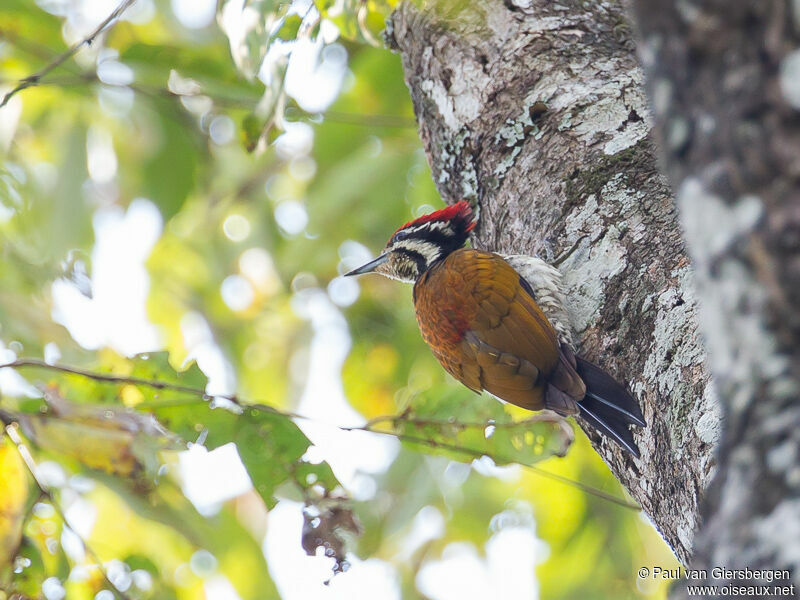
0, 437, 28, 575
369, 389, 575, 465
0, 1, 679, 599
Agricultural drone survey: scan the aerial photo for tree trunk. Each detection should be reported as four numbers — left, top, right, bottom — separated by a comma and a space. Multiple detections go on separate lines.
627, 0, 800, 593
387, 0, 715, 564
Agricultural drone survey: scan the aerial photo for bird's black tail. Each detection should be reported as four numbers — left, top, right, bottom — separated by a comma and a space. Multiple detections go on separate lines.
575, 357, 646, 458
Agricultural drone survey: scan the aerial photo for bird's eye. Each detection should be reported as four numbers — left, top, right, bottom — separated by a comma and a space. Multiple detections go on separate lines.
394, 230, 410, 242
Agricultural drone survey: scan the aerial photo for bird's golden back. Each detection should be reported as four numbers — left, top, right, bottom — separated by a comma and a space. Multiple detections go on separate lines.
413, 248, 563, 411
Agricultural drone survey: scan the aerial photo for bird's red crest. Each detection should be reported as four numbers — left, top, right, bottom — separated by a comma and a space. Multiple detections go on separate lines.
396, 201, 476, 235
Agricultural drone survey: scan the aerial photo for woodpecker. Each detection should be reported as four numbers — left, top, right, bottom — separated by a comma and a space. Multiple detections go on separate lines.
346, 201, 646, 457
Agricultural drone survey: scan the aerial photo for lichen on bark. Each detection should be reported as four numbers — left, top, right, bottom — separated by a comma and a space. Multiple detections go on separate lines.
390, 0, 716, 564
629, 0, 800, 592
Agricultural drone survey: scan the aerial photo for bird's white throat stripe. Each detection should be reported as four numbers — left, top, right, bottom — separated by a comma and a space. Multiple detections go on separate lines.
395, 239, 441, 263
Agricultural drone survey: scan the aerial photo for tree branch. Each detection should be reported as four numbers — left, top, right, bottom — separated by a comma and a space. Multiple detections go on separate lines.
344, 424, 641, 510
361, 410, 565, 431
0, 0, 138, 109
1, 357, 245, 405
1, 357, 637, 509
627, 0, 800, 591
0, 26, 417, 129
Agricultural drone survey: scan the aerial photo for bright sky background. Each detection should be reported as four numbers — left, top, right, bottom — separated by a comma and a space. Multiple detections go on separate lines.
0, 1, 548, 599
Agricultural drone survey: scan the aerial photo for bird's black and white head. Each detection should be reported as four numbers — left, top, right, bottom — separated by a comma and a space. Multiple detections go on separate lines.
346, 201, 476, 283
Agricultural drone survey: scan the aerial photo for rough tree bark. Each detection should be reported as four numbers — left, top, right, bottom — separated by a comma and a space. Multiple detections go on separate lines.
386, 0, 716, 564
628, 0, 800, 593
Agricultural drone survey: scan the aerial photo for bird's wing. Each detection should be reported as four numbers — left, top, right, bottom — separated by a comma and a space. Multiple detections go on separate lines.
414, 249, 583, 412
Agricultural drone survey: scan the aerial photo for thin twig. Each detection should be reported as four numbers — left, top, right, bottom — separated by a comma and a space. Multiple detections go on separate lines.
0, 0, 138, 109
0, 358, 313, 422
361, 412, 565, 431
345, 425, 641, 510
1, 358, 640, 510
322, 110, 417, 128
3, 425, 133, 600
0, 62, 416, 129
1, 357, 242, 404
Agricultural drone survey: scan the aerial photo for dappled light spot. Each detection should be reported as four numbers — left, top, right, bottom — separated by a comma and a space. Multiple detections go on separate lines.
285, 40, 348, 114
239, 247, 281, 295
209, 115, 236, 145
171, 0, 216, 29
265, 173, 295, 202
180, 312, 237, 395
98, 84, 134, 116
222, 214, 251, 242
96, 59, 134, 86
289, 155, 317, 181
290, 272, 318, 295
179, 443, 252, 516
86, 126, 117, 184
400, 505, 445, 559
416, 527, 544, 600
338, 240, 373, 275
51, 199, 163, 356
42, 576, 65, 600
190, 549, 218, 576
327, 275, 359, 307
204, 575, 244, 600
275, 200, 309, 235
221, 274, 255, 311
275, 121, 314, 159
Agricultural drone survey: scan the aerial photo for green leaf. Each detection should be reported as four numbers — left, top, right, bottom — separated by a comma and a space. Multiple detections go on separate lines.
141, 99, 202, 220
128, 351, 208, 403
1, 0, 63, 44
154, 402, 340, 507
246, 0, 289, 17
295, 460, 339, 492
234, 409, 311, 507
13, 391, 182, 480
7, 124, 94, 264
6, 536, 45, 596
222, 1, 290, 79
105, 479, 279, 600
275, 14, 303, 41
241, 113, 264, 152
123, 553, 160, 574
121, 43, 256, 89
388, 389, 574, 465
0, 437, 27, 577
10, 507, 71, 595
23, 352, 209, 409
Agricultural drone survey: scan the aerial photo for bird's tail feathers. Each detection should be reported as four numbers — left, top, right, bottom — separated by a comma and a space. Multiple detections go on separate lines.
575, 357, 645, 458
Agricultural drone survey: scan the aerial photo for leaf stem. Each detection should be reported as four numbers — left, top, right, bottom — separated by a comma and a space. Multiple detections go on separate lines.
2, 358, 640, 510
361, 411, 565, 431
346, 426, 641, 510
1, 358, 243, 405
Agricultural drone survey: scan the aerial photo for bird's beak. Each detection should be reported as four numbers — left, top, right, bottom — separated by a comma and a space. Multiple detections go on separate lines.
345, 252, 389, 276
